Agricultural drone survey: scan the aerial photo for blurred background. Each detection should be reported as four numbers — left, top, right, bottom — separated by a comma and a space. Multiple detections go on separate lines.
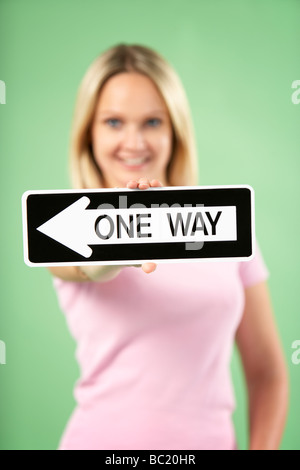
0, 0, 299, 450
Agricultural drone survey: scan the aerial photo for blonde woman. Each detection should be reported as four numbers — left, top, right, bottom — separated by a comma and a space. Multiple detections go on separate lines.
50, 44, 288, 450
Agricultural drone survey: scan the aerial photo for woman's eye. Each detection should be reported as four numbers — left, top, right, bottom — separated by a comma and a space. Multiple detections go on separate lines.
106, 119, 121, 128
146, 118, 161, 127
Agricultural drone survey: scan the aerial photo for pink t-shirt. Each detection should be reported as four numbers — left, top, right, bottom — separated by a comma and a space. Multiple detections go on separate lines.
54, 244, 268, 450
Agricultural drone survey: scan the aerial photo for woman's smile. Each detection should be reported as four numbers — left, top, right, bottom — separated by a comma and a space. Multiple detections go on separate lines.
115, 153, 151, 170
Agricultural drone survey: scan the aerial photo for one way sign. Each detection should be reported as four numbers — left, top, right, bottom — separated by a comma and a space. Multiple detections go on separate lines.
22, 185, 255, 266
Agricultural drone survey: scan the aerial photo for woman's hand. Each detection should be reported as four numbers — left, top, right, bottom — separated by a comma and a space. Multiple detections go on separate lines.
126, 177, 163, 274
48, 178, 163, 282
127, 177, 163, 191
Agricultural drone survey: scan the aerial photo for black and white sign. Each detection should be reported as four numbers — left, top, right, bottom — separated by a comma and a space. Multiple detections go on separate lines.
22, 185, 254, 266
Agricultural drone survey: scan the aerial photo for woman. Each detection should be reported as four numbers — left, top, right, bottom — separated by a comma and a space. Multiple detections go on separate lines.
49, 44, 288, 450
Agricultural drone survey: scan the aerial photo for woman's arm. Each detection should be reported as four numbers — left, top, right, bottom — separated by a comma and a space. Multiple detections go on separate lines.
47, 264, 123, 282
47, 178, 160, 282
235, 281, 289, 450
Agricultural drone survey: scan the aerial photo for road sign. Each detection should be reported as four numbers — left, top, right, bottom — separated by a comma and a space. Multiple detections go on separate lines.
22, 185, 254, 266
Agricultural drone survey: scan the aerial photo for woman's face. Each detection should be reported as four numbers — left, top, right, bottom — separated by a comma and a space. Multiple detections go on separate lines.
91, 72, 173, 188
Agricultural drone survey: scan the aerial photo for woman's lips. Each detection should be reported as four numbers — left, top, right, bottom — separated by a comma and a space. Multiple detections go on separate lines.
116, 155, 151, 169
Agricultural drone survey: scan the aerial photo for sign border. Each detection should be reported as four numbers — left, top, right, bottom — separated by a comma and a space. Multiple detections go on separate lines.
22, 185, 255, 267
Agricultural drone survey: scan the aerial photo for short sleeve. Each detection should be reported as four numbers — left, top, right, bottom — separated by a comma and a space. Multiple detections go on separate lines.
52, 276, 82, 313
239, 241, 269, 288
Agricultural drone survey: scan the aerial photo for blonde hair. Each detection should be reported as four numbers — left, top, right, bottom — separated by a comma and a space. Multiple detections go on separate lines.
70, 44, 198, 189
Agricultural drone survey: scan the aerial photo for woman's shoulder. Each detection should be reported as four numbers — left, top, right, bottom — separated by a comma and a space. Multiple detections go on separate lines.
238, 241, 269, 288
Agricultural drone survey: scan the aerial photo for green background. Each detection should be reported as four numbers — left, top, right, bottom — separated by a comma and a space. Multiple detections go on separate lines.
0, 0, 299, 450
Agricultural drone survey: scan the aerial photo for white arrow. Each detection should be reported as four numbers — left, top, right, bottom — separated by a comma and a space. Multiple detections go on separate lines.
37, 197, 99, 258
37, 196, 237, 258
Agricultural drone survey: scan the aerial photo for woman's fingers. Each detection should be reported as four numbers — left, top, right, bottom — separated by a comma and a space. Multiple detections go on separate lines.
150, 179, 163, 187
125, 178, 162, 274
126, 177, 163, 190
125, 263, 156, 274
126, 177, 149, 189
137, 177, 150, 190
126, 180, 139, 189
141, 263, 157, 274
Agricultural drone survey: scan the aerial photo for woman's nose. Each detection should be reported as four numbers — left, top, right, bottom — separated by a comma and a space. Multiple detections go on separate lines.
122, 125, 146, 151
